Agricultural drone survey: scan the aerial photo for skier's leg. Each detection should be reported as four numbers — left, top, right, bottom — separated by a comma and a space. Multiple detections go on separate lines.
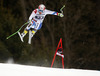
18, 23, 32, 42
21, 30, 28, 38
28, 22, 41, 44
28, 29, 36, 44
28, 21, 37, 44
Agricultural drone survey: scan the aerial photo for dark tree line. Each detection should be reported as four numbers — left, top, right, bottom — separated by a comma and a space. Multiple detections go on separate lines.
0, 0, 100, 70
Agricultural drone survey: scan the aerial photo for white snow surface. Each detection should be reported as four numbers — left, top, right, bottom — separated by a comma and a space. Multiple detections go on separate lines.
0, 63, 100, 76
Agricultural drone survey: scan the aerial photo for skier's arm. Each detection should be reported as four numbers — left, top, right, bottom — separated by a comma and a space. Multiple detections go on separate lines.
45, 9, 64, 17
29, 9, 37, 20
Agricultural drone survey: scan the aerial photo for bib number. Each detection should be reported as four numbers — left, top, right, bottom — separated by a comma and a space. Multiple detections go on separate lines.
35, 16, 44, 20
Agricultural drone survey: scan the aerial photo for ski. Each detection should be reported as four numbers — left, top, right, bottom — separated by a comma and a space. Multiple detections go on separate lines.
28, 30, 32, 44
18, 32, 24, 42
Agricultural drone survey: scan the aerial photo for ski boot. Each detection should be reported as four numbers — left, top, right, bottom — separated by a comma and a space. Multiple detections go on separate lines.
18, 30, 28, 42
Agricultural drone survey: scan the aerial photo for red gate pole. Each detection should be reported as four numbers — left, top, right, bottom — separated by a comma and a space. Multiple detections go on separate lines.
51, 52, 57, 68
51, 42, 60, 68
62, 57, 64, 69
51, 38, 64, 68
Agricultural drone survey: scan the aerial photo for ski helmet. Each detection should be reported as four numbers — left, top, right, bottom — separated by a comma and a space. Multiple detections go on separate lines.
38, 4, 46, 12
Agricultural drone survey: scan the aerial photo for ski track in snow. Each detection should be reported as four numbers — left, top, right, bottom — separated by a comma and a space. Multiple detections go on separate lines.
0, 63, 100, 76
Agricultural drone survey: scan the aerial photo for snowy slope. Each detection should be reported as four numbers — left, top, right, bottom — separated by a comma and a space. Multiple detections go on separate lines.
0, 63, 100, 76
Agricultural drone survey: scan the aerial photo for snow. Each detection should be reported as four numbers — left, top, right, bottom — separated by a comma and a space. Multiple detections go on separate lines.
0, 63, 100, 76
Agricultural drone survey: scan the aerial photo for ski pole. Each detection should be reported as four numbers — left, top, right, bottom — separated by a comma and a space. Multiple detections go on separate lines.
60, 5, 65, 13
6, 21, 30, 39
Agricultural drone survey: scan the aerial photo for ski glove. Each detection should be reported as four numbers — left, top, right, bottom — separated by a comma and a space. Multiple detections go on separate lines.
29, 18, 34, 23
58, 13, 64, 17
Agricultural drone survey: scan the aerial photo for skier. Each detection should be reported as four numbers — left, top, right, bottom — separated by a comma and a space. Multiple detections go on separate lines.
18, 4, 64, 44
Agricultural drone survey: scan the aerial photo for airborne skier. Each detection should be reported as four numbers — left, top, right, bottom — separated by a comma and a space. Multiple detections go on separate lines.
18, 4, 64, 44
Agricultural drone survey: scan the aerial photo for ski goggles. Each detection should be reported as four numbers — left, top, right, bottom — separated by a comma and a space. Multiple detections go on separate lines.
38, 9, 43, 13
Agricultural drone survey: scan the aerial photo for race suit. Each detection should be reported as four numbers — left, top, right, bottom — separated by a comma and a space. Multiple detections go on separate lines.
26, 9, 59, 31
